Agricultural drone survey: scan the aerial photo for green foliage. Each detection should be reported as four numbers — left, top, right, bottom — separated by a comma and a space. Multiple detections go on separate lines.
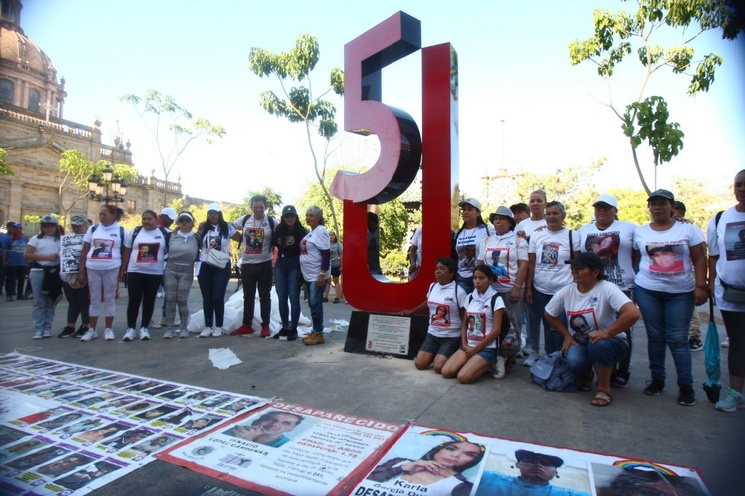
0, 148, 12, 176
670, 176, 719, 230
239, 187, 283, 218
607, 188, 650, 225
378, 200, 409, 253
569, 0, 743, 194
380, 251, 409, 280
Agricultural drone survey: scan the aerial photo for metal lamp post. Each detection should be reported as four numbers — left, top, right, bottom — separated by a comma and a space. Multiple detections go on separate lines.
87, 166, 127, 204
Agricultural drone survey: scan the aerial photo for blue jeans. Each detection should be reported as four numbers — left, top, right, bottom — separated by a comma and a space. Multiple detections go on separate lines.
197, 263, 232, 328
305, 277, 324, 333
532, 289, 565, 355
274, 258, 301, 330
635, 285, 694, 387
456, 274, 474, 295
564, 338, 629, 375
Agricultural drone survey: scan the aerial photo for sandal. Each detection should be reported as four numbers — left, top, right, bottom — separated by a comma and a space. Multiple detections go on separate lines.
592, 389, 612, 407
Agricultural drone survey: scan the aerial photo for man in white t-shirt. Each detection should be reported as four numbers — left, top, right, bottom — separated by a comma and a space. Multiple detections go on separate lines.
231, 195, 279, 338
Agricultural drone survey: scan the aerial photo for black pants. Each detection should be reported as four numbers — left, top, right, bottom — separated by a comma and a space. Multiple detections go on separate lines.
62, 281, 89, 324
241, 260, 273, 327
126, 272, 163, 329
4, 265, 26, 297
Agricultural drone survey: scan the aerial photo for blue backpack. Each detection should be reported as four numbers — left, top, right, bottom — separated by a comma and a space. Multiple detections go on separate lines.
530, 351, 581, 392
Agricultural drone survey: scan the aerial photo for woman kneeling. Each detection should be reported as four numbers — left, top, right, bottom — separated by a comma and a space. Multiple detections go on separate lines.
442, 266, 505, 384
544, 253, 640, 406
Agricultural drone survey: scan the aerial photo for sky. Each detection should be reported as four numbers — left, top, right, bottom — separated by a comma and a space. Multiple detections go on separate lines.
19, 0, 745, 206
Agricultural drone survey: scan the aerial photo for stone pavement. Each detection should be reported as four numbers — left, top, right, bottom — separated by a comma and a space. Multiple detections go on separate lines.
0, 280, 741, 495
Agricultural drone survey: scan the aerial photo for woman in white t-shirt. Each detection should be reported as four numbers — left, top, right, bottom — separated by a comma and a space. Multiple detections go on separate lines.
454, 198, 490, 294
402, 258, 468, 374
545, 253, 640, 407
24, 215, 62, 340
78, 204, 126, 343
299, 205, 330, 346
632, 189, 707, 406
442, 265, 505, 384
526, 201, 580, 361
121, 210, 168, 342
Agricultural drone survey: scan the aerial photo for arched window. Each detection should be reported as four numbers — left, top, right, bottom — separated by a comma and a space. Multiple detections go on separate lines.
28, 89, 40, 112
0, 79, 14, 104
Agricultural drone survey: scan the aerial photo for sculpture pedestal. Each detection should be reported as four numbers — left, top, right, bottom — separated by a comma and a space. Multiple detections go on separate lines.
343, 310, 428, 360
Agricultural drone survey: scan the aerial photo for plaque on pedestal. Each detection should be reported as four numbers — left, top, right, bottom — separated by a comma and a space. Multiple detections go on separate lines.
343, 310, 428, 360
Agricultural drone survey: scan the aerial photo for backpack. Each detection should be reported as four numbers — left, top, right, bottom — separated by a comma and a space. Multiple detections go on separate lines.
530, 351, 581, 392
131, 226, 171, 256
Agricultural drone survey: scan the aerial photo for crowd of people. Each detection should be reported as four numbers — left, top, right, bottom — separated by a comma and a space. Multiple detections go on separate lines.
3, 170, 743, 413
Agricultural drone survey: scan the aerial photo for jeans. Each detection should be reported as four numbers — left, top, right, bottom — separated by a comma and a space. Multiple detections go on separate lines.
305, 277, 324, 333
635, 284, 694, 387
197, 263, 232, 328
532, 289, 565, 355
241, 260, 273, 327
62, 281, 89, 325
126, 272, 163, 329
456, 274, 474, 295
30, 269, 56, 333
564, 338, 629, 376
274, 258, 301, 330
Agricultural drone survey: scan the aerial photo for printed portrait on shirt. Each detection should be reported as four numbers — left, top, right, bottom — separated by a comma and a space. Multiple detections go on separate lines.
207, 234, 222, 252
244, 228, 264, 254
585, 232, 619, 267
136, 243, 159, 263
458, 245, 477, 272
568, 310, 598, 345
541, 243, 560, 265
431, 303, 451, 326
91, 239, 114, 259
486, 248, 510, 282
646, 243, 684, 273
724, 221, 745, 261
466, 313, 486, 341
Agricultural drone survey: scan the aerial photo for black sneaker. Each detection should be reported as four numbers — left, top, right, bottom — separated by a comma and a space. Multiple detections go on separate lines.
273, 328, 289, 340
611, 370, 630, 388
678, 385, 696, 406
58, 326, 76, 338
644, 378, 665, 396
689, 337, 703, 352
72, 325, 89, 338
286, 330, 298, 342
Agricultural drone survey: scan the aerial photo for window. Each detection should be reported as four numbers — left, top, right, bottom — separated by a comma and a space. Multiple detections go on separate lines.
28, 89, 40, 112
0, 79, 14, 104
127, 199, 137, 213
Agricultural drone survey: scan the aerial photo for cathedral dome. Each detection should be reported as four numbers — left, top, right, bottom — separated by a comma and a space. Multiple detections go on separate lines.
0, 20, 56, 81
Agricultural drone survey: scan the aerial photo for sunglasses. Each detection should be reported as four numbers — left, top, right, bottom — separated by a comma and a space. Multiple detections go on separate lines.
178, 218, 193, 223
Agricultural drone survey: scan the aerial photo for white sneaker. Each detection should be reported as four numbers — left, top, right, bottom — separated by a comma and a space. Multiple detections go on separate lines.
199, 328, 213, 338
33, 330, 43, 340
721, 337, 730, 348
149, 320, 162, 329
492, 356, 506, 379
42, 330, 52, 338
211, 327, 225, 337
103, 328, 115, 341
123, 328, 137, 342
80, 329, 98, 342
139, 327, 151, 341
523, 352, 540, 368
179, 328, 190, 338
163, 328, 175, 339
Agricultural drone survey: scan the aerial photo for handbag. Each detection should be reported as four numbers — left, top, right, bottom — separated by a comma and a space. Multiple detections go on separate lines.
205, 249, 230, 269
721, 279, 745, 303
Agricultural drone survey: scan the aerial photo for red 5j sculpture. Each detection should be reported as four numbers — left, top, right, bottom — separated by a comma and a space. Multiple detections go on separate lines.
331, 11, 460, 313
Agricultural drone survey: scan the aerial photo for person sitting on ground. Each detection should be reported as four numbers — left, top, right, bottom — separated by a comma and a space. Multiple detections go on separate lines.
544, 252, 640, 407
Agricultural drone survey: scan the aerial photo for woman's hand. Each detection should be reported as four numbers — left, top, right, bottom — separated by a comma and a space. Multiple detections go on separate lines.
463, 345, 476, 359
401, 460, 448, 477
509, 287, 520, 303
77, 271, 86, 285
400, 309, 413, 317
694, 287, 707, 306
525, 288, 533, 305
119, 269, 127, 283
561, 335, 578, 356
589, 329, 609, 344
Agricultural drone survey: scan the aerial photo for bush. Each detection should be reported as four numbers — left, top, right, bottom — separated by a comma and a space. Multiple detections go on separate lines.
380, 251, 409, 280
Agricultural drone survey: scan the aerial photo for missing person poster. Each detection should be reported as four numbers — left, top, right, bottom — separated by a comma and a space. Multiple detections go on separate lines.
0, 353, 267, 494
157, 402, 402, 496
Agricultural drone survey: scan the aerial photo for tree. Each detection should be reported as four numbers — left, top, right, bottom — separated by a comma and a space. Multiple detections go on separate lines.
120, 90, 226, 204
569, 0, 743, 195
0, 148, 12, 176
248, 35, 345, 236
239, 187, 283, 219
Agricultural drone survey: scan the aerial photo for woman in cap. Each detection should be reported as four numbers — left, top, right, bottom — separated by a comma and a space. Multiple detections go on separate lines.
632, 189, 707, 406
544, 252, 639, 406
454, 198, 490, 294
58, 214, 91, 338
272, 205, 308, 341
197, 203, 237, 338
163, 211, 199, 339
23, 215, 62, 339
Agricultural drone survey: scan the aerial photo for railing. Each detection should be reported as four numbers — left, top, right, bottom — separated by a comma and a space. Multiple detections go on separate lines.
0, 105, 94, 138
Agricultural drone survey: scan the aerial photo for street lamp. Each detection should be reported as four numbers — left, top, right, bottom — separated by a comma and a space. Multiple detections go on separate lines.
88, 166, 127, 203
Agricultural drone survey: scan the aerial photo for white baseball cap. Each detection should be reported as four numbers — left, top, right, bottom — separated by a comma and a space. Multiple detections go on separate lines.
592, 194, 618, 209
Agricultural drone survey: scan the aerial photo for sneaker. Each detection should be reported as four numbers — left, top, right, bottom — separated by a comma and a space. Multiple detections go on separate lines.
611, 370, 630, 389
323, 297, 329, 303
179, 328, 190, 338
199, 328, 213, 338
80, 329, 98, 342
286, 330, 298, 342
274, 328, 290, 340
139, 327, 151, 341
103, 328, 115, 341
230, 324, 254, 336
123, 328, 137, 342
644, 378, 665, 396
491, 356, 506, 379
163, 328, 175, 339
303, 332, 325, 346
33, 330, 43, 340
677, 385, 696, 406
211, 327, 225, 337
149, 320, 162, 329
73, 325, 88, 338
689, 337, 703, 352
715, 388, 744, 413
333, 298, 340, 304
42, 330, 52, 338
58, 326, 76, 338
522, 352, 540, 368
260, 326, 271, 338
721, 337, 730, 348
160, 317, 167, 326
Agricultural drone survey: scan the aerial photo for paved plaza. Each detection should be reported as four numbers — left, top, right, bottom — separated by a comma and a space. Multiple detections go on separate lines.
0, 280, 741, 495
